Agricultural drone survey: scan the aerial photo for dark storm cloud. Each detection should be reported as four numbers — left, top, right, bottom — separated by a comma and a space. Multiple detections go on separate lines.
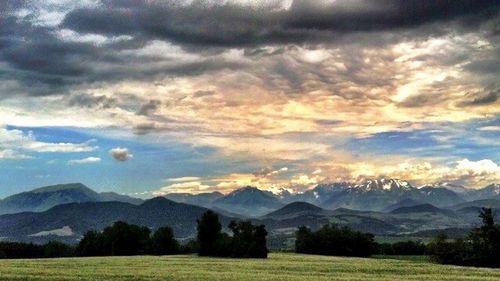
459, 86, 499, 106
137, 100, 161, 116
286, 0, 498, 31
67, 93, 118, 109
62, 0, 500, 47
0, 15, 243, 97
399, 94, 449, 108
133, 122, 157, 135
0, 17, 98, 95
1, 0, 499, 98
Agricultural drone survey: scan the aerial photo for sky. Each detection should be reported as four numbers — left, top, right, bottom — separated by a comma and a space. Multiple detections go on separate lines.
0, 0, 499, 198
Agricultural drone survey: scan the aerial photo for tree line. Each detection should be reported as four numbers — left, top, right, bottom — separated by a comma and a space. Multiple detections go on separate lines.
295, 224, 376, 257
0, 210, 268, 259
1, 208, 498, 267
427, 208, 500, 267
294, 207, 499, 268
77, 221, 180, 256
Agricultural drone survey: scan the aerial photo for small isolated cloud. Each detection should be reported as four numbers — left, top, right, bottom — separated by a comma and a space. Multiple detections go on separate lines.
67, 156, 101, 165
109, 147, 133, 161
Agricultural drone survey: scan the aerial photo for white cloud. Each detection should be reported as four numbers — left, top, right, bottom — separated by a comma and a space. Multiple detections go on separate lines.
453, 159, 500, 178
0, 127, 97, 160
0, 149, 32, 160
25, 140, 97, 153
324, 158, 499, 188
478, 126, 500, 132
109, 147, 133, 161
29, 226, 74, 237
67, 157, 101, 165
166, 176, 202, 182
153, 181, 211, 195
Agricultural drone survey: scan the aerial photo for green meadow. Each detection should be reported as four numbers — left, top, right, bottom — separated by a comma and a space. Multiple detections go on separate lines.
0, 253, 499, 281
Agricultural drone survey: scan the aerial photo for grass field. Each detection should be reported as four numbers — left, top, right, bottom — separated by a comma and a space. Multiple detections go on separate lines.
0, 253, 499, 281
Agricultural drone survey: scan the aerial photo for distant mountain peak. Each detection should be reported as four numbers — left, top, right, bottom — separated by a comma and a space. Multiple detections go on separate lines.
225, 186, 275, 198
419, 182, 470, 194
353, 179, 413, 191
484, 183, 500, 192
0, 183, 142, 215
141, 196, 177, 207
213, 186, 283, 217
30, 183, 92, 193
233, 186, 261, 193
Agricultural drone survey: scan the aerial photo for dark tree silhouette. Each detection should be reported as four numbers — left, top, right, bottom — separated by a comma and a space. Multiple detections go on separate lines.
77, 230, 104, 257
102, 221, 151, 256
44, 241, 74, 258
229, 221, 268, 258
0, 242, 44, 259
150, 226, 179, 255
429, 208, 500, 267
295, 224, 376, 257
249, 224, 268, 258
195, 212, 268, 258
197, 210, 222, 256
479, 208, 494, 228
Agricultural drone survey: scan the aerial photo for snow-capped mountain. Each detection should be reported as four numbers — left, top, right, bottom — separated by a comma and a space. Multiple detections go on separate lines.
421, 182, 469, 194
160, 180, 498, 214
319, 179, 467, 211
467, 184, 500, 201
280, 182, 351, 204
351, 179, 413, 192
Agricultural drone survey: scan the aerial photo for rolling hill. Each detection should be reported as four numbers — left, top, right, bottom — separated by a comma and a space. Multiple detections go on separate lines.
262, 202, 328, 220
0, 183, 143, 215
390, 204, 456, 217
0, 197, 230, 244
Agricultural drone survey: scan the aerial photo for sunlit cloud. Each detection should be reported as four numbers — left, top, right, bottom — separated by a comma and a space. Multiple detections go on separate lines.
0, 0, 498, 195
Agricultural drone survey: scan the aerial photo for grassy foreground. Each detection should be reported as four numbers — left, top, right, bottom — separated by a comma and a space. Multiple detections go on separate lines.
0, 253, 499, 281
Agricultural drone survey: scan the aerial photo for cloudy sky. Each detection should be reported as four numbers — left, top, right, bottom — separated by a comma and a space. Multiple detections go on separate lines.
0, 0, 499, 197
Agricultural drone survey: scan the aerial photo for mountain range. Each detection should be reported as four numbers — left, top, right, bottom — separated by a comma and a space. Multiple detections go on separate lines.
0, 180, 498, 246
